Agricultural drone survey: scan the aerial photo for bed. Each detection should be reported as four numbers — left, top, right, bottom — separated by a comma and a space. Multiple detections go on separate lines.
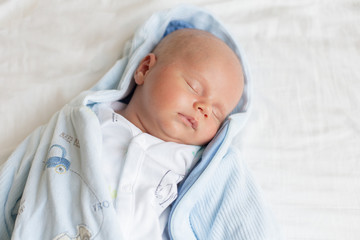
1, 0, 359, 239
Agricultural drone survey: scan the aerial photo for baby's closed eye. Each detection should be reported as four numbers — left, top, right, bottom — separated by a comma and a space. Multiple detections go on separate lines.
185, 78, 202, 95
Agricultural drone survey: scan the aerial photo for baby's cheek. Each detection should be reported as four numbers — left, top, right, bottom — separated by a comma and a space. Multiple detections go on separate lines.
198, 126, 218, 144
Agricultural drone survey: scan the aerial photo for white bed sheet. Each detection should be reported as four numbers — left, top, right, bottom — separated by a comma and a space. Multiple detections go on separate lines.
1, 0, 359, 239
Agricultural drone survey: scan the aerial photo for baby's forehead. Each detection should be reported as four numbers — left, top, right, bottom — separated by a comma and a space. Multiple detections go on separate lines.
155, 29, 241, 65
159, 29, 226, 51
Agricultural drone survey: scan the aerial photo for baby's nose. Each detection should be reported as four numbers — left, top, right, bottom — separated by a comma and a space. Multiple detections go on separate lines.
195, 101, 211, 118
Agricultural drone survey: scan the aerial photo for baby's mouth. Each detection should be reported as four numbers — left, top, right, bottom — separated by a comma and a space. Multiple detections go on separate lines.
178, 113, 198, 130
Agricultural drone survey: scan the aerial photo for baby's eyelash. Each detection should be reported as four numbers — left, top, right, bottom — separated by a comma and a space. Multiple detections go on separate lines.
186, 81, 198, 93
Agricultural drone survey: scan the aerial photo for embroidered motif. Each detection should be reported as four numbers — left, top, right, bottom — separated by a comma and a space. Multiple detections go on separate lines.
46, 144, 71, 174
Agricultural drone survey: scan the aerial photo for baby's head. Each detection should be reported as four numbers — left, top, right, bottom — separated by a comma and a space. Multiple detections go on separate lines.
120, 28, 244, 145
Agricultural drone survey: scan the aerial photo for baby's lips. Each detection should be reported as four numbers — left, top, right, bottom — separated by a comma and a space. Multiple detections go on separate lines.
189, 118, 198, 130
183, 114, 198, 130
178, 113, 198, 130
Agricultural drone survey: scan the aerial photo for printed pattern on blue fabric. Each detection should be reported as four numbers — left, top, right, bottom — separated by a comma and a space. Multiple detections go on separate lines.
45, 143, 106, 239
46, 144, 71, 174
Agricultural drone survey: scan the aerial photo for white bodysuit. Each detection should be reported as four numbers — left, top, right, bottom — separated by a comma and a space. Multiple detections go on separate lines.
95, 102, 200, 240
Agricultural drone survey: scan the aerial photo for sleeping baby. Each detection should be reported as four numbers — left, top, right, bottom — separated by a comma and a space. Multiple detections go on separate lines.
0, 5, 280, 240
93, 28, 243, 239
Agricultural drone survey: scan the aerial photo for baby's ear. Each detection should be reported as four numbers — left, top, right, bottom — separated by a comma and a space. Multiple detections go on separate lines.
134, 53, 157, 85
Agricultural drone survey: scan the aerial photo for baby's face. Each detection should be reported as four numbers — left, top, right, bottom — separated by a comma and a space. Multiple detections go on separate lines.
123, 30, 244, 145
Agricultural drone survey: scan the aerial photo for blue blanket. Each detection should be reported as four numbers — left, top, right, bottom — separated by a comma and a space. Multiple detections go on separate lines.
0, 5, 281, 240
